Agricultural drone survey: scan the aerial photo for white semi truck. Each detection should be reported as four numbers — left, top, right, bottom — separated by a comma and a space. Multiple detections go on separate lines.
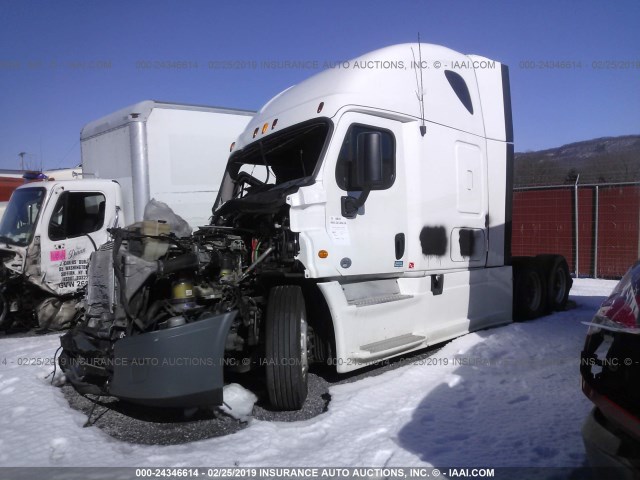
0, 101, 253, 331
60, 44, 571, 411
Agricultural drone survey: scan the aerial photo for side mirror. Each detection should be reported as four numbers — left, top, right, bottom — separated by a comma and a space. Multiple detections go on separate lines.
341, 131, 383, 219
355, 132, 383, 189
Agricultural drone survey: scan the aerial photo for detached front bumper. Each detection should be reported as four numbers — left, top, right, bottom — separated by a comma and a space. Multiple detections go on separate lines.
61, 311, 236, 408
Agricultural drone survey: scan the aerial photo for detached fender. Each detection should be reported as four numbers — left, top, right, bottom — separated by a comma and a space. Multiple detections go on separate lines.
108, 311, 236, 407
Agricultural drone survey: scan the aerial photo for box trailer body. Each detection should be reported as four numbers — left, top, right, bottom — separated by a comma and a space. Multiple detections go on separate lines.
60, 45, 571, 411
0, 101, 253, 331
81, 101, 254, 228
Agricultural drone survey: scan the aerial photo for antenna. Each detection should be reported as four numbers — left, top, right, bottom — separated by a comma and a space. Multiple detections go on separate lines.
411, 34, 427, 137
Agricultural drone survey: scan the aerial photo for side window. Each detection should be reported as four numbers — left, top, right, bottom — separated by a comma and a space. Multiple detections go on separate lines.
445, 70, 474, 115
336, 124, 395, 191
49, 192, 106, 241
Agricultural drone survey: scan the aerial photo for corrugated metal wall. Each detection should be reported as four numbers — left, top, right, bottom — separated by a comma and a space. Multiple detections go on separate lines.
512, 184, 640, 278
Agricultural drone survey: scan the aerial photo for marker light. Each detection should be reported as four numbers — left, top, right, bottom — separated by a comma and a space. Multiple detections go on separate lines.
272, 118, 278, 129
318, 250, 328, 258
317, 102, 324, 113
253, 127, 259, 138
229, 142, 236, 152
262, 123, 269, 134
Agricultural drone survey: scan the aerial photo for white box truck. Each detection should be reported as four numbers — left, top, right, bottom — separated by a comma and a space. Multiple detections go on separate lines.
0, 101, 253, 331
60, 45, 571, 411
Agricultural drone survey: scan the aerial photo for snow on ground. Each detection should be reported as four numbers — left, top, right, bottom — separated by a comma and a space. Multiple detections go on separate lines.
0, 279, 616, 468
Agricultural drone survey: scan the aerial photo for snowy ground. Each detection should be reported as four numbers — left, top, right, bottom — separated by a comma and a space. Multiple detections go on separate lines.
0, 279, 615, 470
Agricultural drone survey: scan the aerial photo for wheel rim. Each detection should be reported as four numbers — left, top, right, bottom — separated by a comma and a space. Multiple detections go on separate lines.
300, 312, 309, 380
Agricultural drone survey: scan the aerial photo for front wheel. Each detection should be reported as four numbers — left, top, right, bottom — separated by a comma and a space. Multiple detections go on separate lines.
0, 292, 10, 330
264, 285, 309, 411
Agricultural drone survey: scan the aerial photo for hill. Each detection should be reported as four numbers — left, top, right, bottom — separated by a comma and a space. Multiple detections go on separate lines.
514, 135, 640, 187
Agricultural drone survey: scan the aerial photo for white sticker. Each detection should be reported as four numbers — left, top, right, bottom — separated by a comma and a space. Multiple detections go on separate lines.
329, 216, 351, 245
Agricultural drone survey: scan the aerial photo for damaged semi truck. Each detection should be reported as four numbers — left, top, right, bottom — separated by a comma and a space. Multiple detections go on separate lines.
59, 44, 572, 411
0, 101, 253, 331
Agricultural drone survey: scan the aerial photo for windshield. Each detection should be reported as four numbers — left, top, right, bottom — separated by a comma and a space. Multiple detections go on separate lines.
0, 187, 46, 246
216, 120, 330, 208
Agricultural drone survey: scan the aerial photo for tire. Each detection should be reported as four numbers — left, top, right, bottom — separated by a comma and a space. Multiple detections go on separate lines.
513, 260, 548, 320
0, 292, 10, 331
536, 255, 572, 312
265, 285, 309, 410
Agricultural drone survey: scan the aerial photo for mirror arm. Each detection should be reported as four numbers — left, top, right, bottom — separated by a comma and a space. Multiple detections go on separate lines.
341, 189, 371, 219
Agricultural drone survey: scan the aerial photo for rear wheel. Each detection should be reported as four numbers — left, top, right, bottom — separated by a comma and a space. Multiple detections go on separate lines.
513, 260, 548, 320
537, 255, 572, 312
265, 285, 309, 410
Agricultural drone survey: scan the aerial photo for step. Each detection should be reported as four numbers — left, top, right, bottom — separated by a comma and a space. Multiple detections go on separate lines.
347, 293, 413, 308
360, 333, 426, 354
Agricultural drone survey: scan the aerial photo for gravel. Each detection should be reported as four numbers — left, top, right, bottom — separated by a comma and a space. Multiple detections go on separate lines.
58, 345, 443, 445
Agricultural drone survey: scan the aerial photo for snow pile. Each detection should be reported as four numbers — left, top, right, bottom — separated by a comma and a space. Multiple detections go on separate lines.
0, 279, 615, 467
221, 383, 258, 421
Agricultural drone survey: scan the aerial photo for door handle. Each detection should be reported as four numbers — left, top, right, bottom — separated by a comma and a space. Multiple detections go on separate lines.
395, 233, 405, 259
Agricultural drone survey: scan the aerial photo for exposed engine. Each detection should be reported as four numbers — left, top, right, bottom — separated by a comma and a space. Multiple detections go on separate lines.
59, 205, 304, 405
60, 118, 330, 409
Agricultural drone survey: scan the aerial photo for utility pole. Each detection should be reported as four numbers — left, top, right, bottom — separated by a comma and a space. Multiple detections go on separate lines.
18, 152, 26, 171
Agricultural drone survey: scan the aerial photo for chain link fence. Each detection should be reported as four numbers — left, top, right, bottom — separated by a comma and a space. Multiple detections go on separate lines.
512, 182, 640, 278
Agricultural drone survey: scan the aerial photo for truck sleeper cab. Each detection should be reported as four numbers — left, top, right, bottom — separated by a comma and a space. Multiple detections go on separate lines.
59, 44, 571, 411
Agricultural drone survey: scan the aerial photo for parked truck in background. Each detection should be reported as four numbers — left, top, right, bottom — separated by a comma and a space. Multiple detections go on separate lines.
0, 101, 253, 331
0, 168, 82, 220
60, 44, 572, 411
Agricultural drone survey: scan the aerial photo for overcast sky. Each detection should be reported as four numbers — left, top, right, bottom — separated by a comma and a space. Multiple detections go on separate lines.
0, 0, 638, 170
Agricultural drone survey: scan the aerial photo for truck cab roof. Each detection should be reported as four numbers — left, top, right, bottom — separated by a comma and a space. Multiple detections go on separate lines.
14, 178, 118, 193
234, 43, 509, 153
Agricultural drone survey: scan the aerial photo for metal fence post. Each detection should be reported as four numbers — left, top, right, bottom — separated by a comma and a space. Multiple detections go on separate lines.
594, 185, 599, 279
512, 180, 639, 279
574, 175, 580, 277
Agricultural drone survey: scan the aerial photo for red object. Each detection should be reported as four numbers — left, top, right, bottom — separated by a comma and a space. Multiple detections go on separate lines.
512, 185, 640, 278
596, 262, 640, 328
0, 177, 24, 202
50, 250, 66, 262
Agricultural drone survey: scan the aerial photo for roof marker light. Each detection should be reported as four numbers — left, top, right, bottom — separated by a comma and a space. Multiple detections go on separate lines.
253, 127, 259, 138
262, 122, 269, 134
317, 102, 324, 113
272, 118, 278, 129
229, 142, 236, 152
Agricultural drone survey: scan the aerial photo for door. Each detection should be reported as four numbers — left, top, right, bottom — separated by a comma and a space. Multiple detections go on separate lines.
323, 113, 408, 276
39, 184, 120, 295
450, 140, 488, 266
